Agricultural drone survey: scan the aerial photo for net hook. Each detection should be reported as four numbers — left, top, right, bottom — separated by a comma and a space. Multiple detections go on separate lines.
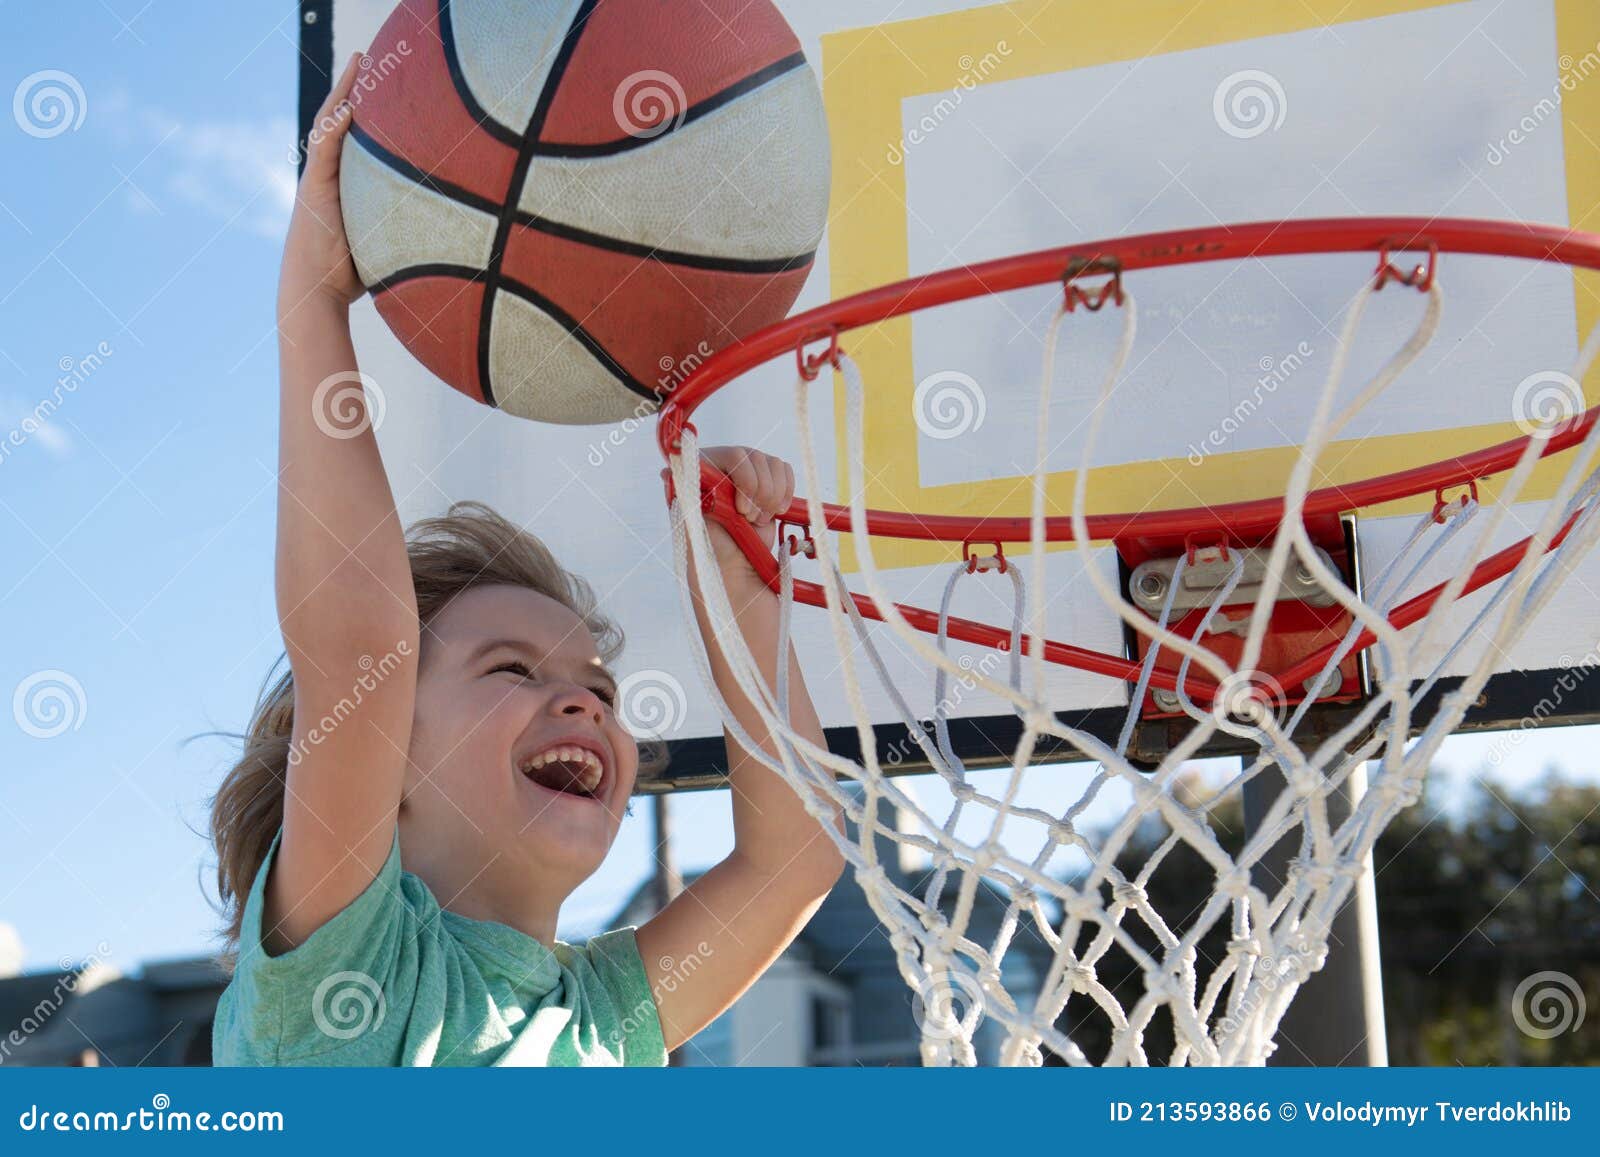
797, 326, 843, 381
1375, 238, 1438, 292
1063, 254, 1125, 312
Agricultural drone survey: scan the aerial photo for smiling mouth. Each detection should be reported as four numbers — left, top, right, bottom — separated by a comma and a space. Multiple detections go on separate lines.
517, 745, 605, 801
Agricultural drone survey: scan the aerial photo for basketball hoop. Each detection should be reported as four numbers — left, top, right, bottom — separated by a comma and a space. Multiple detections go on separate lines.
657, 218, 1600, 1065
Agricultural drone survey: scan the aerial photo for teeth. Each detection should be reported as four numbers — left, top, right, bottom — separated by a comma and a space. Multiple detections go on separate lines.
519, 745, 604, 796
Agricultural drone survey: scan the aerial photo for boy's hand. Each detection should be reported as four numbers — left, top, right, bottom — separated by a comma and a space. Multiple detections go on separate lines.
700, 446, 795, 584
281, 53, 366, 314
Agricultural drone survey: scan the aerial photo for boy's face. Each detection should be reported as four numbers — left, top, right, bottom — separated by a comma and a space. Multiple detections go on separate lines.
405, 584, 638, 893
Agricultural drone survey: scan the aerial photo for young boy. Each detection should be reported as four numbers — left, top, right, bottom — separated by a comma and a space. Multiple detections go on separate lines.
209, 55, 843, 1066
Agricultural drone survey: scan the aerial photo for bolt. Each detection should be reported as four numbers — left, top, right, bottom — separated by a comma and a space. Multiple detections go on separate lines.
1152, 689, 1181, 712
1136, 569, 1168, 604
1293, 560, 1315, 586
1304, 669, 1343, 699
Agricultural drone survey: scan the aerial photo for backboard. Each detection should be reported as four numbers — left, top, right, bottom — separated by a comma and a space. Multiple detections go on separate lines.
304, 0, 1600, 788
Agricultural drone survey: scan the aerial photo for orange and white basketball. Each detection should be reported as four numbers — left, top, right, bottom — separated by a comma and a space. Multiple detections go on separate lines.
339, 0, 830, 425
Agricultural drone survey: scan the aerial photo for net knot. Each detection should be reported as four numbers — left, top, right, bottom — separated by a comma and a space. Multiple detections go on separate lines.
1216, 868, 1253, 900
1227, 936, 1262, 958
1287, 768, 1324, 798
1014, 1041, 1045, 1067
1288, 858, 1337, 891
951, 782, 977, 804
1376, 777, 1423, 809
1144, 973, 1181, 1002
1066, 964, 1096, 993
1284, 942, 1325, 982
1110, 881, 1145, 907
1048, 820, 1077, 844
857, 863, 891, 892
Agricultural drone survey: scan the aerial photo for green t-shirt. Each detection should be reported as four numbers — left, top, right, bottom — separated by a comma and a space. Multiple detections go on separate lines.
212, 828, 667, 1067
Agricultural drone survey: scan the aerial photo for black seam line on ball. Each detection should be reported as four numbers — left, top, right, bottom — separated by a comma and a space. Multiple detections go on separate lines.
367, 264, 487, 296
477, 0, 603, 409
349, 104, 816, 277
348, 123, 503, 217
530, 51, 810, 158
496, 275, 659, 405
437, 0, 524, 148
510, 213, 817, 274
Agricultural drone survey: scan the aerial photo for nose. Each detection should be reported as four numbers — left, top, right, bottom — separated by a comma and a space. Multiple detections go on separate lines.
549, 684, 606, 728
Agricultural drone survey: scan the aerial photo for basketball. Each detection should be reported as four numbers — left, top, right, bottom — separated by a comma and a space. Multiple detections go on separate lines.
338, 0, 831, 425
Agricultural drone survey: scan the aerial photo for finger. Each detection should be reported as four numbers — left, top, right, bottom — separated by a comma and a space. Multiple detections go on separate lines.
304, 55, 363, 175
700, 445, 736, 479
778, 460, 795, 515
748, 454, 778, 525
748, 458, 775, 523
323, 52, 363, 117
727, 452, 758, 519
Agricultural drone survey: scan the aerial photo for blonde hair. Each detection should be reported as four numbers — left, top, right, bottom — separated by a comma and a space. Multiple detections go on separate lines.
207, 502, 626, 964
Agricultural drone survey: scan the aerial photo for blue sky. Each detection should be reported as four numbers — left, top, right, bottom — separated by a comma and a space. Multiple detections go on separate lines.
1, 1, 1597, 981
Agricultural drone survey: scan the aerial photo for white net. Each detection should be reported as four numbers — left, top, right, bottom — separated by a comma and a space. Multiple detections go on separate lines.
665, 263, 1600, 1066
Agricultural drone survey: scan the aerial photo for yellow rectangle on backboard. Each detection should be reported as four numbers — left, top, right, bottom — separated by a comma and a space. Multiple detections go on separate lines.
820, 0, 1600, 569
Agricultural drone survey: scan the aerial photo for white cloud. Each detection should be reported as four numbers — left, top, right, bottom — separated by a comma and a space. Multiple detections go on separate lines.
133, 108, 297, 240
0, 391, 73, 456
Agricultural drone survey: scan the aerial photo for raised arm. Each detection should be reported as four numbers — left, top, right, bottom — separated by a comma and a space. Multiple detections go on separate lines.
265, 55, 419, 954
636, 447, 844, 1051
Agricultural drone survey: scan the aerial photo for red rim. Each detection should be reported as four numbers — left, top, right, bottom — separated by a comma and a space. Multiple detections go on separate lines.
659, 216, 1600, 541
659, 217, 1600, 702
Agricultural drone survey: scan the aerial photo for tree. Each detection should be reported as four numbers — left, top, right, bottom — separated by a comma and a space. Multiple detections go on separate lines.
1049, 766, 1599, 1065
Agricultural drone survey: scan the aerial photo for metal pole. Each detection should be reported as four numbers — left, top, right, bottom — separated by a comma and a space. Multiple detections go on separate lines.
652, 794, 686, 1066
651, 793, 683, 912
1242, 760, 1388, 1065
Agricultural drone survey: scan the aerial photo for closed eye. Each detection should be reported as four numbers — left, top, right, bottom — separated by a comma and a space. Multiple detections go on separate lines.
492, 660, 616, 707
